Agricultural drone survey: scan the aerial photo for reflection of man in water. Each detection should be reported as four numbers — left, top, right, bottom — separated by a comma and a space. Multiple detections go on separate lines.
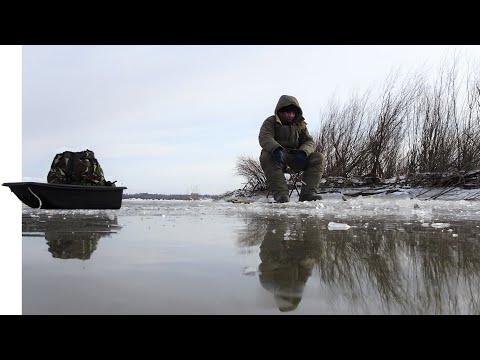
258, 219, 315, 312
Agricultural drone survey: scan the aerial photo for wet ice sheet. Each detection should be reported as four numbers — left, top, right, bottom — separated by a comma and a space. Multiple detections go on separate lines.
21, 196, 480, 315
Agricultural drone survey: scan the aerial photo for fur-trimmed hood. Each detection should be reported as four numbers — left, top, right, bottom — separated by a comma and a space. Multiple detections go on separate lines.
274, 95, 306, 129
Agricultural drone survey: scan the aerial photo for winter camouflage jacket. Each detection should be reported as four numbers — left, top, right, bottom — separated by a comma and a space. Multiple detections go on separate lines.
258, 95, 316, 155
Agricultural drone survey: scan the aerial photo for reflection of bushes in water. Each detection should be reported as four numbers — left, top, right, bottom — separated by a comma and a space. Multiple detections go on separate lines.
46, 232, 101, 260
23, 213, 121, 261
404, 231, 480, 314
236, 215, 269, 250
238, 215, 480, 314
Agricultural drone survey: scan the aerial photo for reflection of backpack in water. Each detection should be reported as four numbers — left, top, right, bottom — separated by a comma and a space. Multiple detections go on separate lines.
47, 149, 114, 186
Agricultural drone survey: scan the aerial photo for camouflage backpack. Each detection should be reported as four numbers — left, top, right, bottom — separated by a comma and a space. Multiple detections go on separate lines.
47, 149, 114, 186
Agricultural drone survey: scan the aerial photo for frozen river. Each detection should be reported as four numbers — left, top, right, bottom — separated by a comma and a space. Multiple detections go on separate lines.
22, 195, 480, 314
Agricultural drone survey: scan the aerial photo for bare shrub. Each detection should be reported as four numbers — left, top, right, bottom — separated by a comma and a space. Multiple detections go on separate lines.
365, 69, 423, 178
404, 56, 480, 176
453, 60, 480, 172
315, 91, 371, 177
418, 62, 457, 172
235, 155, 267, 191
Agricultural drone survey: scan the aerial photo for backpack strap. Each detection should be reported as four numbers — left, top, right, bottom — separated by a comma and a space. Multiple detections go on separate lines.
83, 150, 95, 181
89, 157, 97, 179
65, 152, 74, 184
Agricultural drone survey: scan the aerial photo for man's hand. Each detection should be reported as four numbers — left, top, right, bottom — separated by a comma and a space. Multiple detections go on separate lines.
293, 151, 307, 169
272, 147, 285, 165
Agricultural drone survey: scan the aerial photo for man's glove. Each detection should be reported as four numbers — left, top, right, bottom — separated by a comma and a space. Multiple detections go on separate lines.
272, 147, 285, 165
293, 151, 307, 169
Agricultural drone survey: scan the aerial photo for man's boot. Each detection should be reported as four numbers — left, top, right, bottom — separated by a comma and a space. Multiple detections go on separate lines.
274, 194, 290, 203
298, 193, 322, 202
298, 152, 324, 202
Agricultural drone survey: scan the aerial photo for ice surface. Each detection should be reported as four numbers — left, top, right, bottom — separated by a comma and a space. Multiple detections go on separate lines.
21, 187, 480, 222
20, 187, 480, 315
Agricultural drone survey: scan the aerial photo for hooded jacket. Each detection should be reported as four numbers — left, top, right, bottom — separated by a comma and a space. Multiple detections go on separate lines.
258, 95, 316, 155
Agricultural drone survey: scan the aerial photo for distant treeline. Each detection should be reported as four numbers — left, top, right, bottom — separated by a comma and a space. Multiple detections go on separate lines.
123, 193, 222, 200
236, 56, 480, 191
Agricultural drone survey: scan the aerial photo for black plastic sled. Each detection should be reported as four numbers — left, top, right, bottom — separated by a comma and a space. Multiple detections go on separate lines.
2, 182, 127, 209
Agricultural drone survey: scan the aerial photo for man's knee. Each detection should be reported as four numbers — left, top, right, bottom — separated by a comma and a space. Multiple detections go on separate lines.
260, 150, 279, 170
307, 152, 324, 169
259, 150, 269, 166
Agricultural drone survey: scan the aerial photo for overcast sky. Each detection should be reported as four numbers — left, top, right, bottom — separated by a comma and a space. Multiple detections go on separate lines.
18, 45, 480, 194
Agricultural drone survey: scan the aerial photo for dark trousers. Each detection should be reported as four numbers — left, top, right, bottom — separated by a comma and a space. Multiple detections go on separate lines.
260, 150, 324, 198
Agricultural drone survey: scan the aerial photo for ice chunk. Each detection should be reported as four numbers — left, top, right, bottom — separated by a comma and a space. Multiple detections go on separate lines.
431, 222, 450, 229
328, 222, 351, 230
